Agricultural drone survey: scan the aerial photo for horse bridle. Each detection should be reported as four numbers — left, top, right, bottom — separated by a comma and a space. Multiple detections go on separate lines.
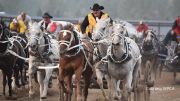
110, 33, 129, 64
29, 32, 44, 56
59, 30, 81, 57
142, 30, 156, 53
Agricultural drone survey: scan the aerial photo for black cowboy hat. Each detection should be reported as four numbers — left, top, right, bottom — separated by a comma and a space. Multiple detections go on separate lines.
90, 3, 104, 11
42, 12, 53, 18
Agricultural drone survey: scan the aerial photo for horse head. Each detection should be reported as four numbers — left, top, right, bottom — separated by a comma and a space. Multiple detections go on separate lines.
92, 18, 112, 41
28, 22, 44, 55
111, 33, 127, 61
58, 24, 79, 56
113, 23, 127, 36
142, 30, 156, 52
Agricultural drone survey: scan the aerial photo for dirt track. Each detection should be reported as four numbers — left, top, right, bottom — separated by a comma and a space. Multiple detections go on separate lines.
0, 70, 180, 101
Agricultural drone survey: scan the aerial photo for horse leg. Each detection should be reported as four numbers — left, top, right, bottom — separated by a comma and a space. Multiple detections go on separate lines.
19, 62, 26, 86
2, 71, 7, 96
83, 67, 93, 101
59, 68, 66, 101
28, 57, 36, 97
7, 70, 13, 96
125, 71, 133, 101
13, 67, 20, 88
37, 70, 44, 100
41, 68, 53, 99
132, 60, 141, 101
111, 78, 120, 100
75, 70, 83, 101
64, 74, 73, 101
105, 74, 112, 100
95, 68, 108, 100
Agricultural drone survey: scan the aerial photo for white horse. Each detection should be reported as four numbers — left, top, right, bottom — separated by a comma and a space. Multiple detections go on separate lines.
113, 20, 143, 40
108, 32, 141, 101
92, 18, 113, 100
28, 22, 59, 100
93, 18, 142, 101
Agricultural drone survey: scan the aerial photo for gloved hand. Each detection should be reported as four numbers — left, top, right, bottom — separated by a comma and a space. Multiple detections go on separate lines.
170, 30, 174, 35
80, 33, 87, 39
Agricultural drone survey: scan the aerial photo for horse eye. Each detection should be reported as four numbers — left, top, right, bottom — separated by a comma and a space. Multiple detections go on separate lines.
38, 33, 41, 36
116, 43, 120, 46
102, 28, 105, 31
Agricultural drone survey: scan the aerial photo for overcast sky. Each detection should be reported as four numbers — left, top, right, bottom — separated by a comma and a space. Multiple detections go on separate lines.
0, 0, 179, 21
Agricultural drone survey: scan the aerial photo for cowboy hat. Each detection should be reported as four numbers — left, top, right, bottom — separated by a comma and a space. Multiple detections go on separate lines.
42, 12, 53, 18
90, 3, 104, 11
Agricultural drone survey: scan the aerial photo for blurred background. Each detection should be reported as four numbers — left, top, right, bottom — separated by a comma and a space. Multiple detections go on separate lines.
0, 0, 180, 21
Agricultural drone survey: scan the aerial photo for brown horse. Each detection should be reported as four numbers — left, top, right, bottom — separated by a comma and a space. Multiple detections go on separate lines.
58, 24, 93, 101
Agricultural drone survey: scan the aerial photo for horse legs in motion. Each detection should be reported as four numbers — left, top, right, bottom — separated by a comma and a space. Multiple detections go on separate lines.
37, 68, 53, 99
2, 70, 13, 96
28, 56, 54, 99
95, 61, 111, 100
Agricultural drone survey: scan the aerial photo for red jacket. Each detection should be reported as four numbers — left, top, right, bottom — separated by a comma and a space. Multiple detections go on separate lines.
173, 17, 180, 36
136, 23, 149, 33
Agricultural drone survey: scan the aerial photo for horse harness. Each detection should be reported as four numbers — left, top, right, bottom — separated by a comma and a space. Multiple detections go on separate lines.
59, 30, 81, 57
108, 36, 132, 64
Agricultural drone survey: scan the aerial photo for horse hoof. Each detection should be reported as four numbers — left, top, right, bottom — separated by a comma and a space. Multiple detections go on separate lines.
29, 92, 35, 98
113, 96, 119, 100
48, 83, 53, 88
5, 96, 17, 100
41, 96, 47, 99
147, 80, 154, 87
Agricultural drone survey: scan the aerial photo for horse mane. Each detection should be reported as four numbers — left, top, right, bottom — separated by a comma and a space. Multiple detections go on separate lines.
29, 22, 42, 34
63, 24, 74, 31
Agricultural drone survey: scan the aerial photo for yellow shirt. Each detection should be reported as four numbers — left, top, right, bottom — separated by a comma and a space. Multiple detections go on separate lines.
9, 20, 26, 33
75, 24, 89, 34
87, 13, 109, 34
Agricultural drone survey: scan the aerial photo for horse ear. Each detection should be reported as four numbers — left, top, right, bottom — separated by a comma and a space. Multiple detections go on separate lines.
105, 18, 110, 23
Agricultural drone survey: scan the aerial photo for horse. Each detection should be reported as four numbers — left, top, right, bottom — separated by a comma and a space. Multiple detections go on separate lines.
113, 20, 140, 40
9, 33, 29, 88
92, 18, 113, 100
28, 22, 59, 100
0, 20, 26, 98
58, 24, 93, 101
92, 18, 142, 101
108, 31, 141, 101
163, 40, 180, 81
140, 30, 160, 86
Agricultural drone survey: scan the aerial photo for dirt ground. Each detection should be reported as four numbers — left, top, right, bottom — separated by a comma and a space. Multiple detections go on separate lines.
0, 70, 180, 101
